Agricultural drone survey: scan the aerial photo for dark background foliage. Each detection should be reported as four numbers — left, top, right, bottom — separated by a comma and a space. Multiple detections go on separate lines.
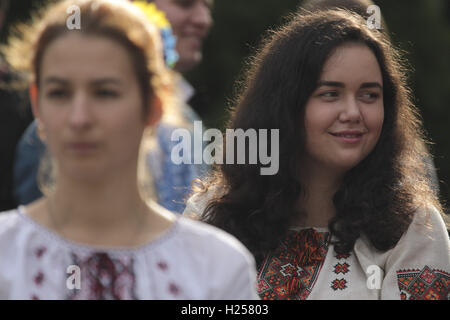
2, 0, 449, 210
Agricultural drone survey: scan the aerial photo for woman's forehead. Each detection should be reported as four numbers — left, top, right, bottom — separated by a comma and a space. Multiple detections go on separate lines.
40, 33, 137, 82
319, 43, 382, 82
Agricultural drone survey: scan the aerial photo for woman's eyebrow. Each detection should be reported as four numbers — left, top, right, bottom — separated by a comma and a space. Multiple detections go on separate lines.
317, 80, 344, 88
43, 76, 68, 85
360, 82, 383, 89
89, 78, 122, 86
43, 77, 122, 86
316, 81, 383, 89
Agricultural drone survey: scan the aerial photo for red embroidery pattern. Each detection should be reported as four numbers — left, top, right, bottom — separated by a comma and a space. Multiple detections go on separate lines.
257, 229, 330, 300
157, 261, 168, 271
169, 283, 180, 296
67, 252, 137, 300
397, 266, 450, 300
331, 279, 347, 290
35, 247, 47, 259
334, 263, 349, 275
335, 253, 350, 260
330, 252, 351, 291
34, 272, 45, 286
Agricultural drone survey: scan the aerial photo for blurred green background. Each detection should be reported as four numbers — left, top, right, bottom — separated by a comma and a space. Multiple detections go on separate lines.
2, 0, 449, 210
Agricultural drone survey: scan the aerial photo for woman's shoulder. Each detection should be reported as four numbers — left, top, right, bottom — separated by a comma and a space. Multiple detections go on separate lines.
407, 205, 449, 241
357, 205, 448, 248
0, 208, 24, 235
173, 216, 258, 299
354, 205, 449, 266
0, 207, 32, 260
383, 204, 449, 266
176, 216, 252, 258
378, 205, 449, 299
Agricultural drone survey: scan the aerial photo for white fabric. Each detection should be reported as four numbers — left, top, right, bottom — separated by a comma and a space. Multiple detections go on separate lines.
176, 75, 195, 104
0, 206, 258, 300
306, 206, 449, 299
185, 191, 450, 300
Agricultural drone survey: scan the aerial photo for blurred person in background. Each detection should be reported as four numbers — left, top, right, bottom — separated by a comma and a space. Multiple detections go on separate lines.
146, 0, 213, 212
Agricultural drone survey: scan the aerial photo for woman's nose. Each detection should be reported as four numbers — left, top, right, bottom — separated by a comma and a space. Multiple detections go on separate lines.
68, 92, 93, 129
338, 97, 362, 123
191, 1, 212, 31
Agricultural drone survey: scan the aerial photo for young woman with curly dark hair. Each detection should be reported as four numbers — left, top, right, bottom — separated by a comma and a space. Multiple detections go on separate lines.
184, 9, 450, 300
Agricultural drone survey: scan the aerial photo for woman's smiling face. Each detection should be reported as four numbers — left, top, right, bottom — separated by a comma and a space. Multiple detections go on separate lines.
303, 42, 384, 173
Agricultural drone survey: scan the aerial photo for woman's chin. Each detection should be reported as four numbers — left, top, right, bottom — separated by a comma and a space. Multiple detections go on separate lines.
326, 157, 364, 173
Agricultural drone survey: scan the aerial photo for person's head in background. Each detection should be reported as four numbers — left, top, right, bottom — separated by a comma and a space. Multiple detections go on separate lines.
301, 0, 387, 33
149, 0, 213, 73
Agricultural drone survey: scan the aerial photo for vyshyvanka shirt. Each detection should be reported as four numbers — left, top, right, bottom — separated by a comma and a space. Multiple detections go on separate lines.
184, 193, 450, 300
0, 206, 258, 300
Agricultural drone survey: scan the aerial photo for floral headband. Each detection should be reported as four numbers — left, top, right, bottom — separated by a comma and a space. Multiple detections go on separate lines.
131, 1, 179, 68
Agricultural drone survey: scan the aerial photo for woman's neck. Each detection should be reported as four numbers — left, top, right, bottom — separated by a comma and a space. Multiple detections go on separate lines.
295, 165, 343, 228
50, 175, 146, 230
27, 170, 175, 247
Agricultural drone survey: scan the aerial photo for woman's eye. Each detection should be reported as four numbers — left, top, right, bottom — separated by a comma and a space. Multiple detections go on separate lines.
175, 0, 194, 9
318, 91, 339, 99
95, 89, 119, 98
46, 89, 68, 98
360, 92, 380, 102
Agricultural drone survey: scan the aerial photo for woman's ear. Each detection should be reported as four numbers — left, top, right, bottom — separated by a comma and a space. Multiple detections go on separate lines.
146, 94, 162, 126
29, 82, 40, 119
30, 83, 47, 142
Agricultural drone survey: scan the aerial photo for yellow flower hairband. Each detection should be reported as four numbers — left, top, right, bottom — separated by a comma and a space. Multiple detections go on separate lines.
131, 1, 179, 68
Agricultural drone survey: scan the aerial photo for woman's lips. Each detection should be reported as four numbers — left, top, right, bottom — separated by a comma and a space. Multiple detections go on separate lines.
329, 132, 365, 144
67, 142, 99, 154
181, 36, 203, 49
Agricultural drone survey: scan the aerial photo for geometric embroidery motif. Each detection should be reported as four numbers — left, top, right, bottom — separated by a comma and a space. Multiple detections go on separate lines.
335, 253, 350, 260
67, 252, 137, 300
397, 266, 450, 300
333, 262, 350, 275
331, 278, 347, 291
330, 252, 351, 291
257, 228, 330, 300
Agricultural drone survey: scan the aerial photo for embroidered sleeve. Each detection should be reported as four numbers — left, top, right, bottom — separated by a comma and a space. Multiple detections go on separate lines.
381, 206, 450, 300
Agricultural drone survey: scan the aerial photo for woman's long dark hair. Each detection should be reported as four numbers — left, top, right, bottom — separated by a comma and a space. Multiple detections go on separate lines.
199, 9, 444, 265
